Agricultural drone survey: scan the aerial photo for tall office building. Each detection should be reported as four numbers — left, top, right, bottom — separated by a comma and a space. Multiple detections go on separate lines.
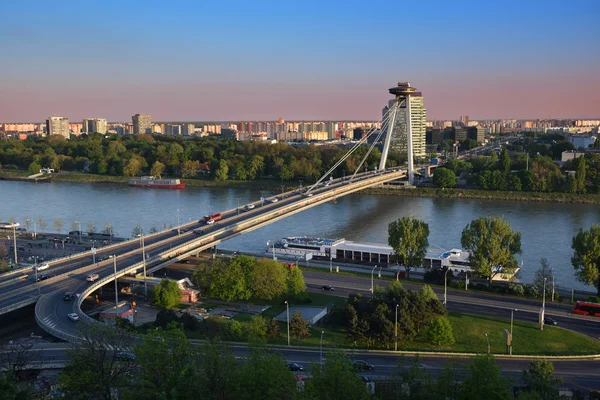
46, 116, 70, 139
82, 118, 107, 134
460, 115, 469, 127
132, 114, 152, 135
382, 93, 427, 158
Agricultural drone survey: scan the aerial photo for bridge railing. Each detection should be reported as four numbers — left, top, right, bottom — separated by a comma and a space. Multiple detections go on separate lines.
34, 294, 82, 343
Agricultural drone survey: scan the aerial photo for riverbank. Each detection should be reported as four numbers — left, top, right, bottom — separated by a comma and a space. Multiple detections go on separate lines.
3, 169, 600, 204
363, 186, 600, 205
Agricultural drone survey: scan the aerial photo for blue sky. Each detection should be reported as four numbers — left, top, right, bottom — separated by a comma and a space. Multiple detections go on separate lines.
0, 0, 598, 121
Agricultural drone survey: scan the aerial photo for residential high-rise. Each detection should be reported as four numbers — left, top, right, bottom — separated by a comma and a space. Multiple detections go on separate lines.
460, 115, 469, 127
82, 118, 107, 134
132, 114, 152, 135
182, 124, 195, 136
382, 92, 427, 159
46, 116, 70, 139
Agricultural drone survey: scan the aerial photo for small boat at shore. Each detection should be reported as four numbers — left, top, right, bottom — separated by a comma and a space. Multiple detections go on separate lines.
128, 176, 186, 189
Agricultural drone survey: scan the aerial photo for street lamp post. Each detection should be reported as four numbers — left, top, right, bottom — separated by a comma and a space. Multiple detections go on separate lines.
113, 256, 119, 318
508, 308, 519, 355
141, 234, 147, 299
444, 268, 451, 306
34, 256, 39, 294
236, 198, 241, 215
394, 304, 399, 351
465, 270, 468, 291
484, 333, 490, 354
176, 209, 180, 235
12, 225, 17, 265
281, 185, 285, 198
285, 301, 290, 346
74, 221, 81, 243
320, 331, 324, 363
541, 277, 547, 331
370, 265, 380, 296
260, 191, 265, 207
552, 275, 555, 303
329, 253, 333, 273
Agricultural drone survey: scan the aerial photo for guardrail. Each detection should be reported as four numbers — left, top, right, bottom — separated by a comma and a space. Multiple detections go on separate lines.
34, 294, 82, 343
0, 296, 39, 315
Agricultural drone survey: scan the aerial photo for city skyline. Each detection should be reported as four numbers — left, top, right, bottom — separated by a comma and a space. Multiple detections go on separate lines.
0, 1, 598, 122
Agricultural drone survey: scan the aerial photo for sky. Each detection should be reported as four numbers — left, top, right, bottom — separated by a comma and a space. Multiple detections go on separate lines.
0, 0, 598, 122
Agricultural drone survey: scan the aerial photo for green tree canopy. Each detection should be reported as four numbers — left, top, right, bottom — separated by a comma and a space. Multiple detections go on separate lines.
426, 316, 455, 346
461, 216, 522, 284
518, 360, 563, 400
388, 216, 430, 278
305, 351, 370, 400
286, 265, 306, 295
150, 160, 166, 178
152, 278, 182, 308
251, 259, 287, 300
571, 224, 600, 295
459, 354, 513, 400
289, 310, 310, 344
433, 167, 457, 188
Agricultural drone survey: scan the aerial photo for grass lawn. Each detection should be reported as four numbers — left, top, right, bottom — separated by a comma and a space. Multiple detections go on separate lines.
199, 292, 600, 356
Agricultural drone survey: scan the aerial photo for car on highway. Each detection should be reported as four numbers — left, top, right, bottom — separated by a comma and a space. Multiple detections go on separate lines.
303, 193, 313, 197
321, 285, 335, 291
97, 255, 109, 262
245, 204, 255, 210
36, 274, 50, 282
544, 316, 558, 326
324, 182, 330, 187
114, 351, 136, 361
67, 313, 80, 322
63, 292, 76, 301
352, 360, 375, 371
193, 229, 203, 234
35, 262, 50, 271
86, 274, 100, 282
286, 362, 304, 372
270, 198, 279, 203
206, 219, 215, 225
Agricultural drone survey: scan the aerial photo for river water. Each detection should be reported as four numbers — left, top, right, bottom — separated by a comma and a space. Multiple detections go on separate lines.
0, 180, 598, 291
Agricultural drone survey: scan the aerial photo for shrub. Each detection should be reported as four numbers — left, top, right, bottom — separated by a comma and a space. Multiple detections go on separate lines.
223, 319, 244, 341
180, 312, 199, 331
508, 284, 525, 297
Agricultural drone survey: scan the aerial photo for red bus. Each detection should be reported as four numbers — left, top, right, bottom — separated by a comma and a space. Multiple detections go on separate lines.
203, 212, 222, 223
572, 301, 600, 317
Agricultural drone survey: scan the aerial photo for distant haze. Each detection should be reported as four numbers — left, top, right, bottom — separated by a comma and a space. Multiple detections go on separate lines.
0, 1, 598, 122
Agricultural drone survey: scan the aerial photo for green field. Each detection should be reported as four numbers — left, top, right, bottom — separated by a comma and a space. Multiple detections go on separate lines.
191, 293, 600, 356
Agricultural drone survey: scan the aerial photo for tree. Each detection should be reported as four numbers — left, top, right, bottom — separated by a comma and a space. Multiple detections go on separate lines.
133, 326, 196, 399
192, 340, 240, 400
150, 160, 166, 178
247, 315, 269, 339
149, 224, 158, 234
251, 259, 287, 300
28, 161, 41, 175
235, 346, 296, 400
59, 322, 136, 400
268, 319, 281, 339
518, 360, 562, 400
286, 265, 306, 295
53, 217, 63, 234
305, 351, 369, 400
571, 224, 600, 295
533, 258, 554, 299
210, 259, 251, 301
461, 216, 522, 284
23, 217, 32, 233
214, 159, 229, 181
499, 147, 511, 174
433, 167, 457, 188
459, 354, 513, 400
0, 244, 7, 259
289, 310, 310, 344
152, 278, 182, 308
131, 223, 143, 238
123, 157, 142, 177
37, 216, 47, 232
575, 156, 586, 193
388, 217, 430, 279
427, 316, 455, 346
419, 284, 438, 302
181, 160, 201, 178
102, 221, 113, 237
87, 219, 96, 233
224, 319, 245, 340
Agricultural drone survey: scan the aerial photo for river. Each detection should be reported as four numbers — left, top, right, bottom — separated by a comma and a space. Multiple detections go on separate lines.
0, 180, 598, 291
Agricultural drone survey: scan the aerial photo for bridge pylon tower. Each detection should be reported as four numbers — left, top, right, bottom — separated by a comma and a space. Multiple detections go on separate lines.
379, 82, 418, 185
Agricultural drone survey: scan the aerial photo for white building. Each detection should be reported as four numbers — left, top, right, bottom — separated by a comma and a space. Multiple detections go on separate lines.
46, 116, 70, 139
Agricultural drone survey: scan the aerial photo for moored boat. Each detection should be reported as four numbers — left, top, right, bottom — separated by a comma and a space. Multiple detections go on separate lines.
128, 176, 186, 189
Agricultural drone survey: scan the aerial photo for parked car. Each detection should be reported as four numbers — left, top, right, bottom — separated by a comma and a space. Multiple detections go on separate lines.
352, 360, 375, 371
321, 285, 335, 291
544, 316, 558, 326
67, 313, 80, 322
63, 292, 75, 301
35, 262, 50, 271
286, 362, 304, 372
86, 274, 100, 282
